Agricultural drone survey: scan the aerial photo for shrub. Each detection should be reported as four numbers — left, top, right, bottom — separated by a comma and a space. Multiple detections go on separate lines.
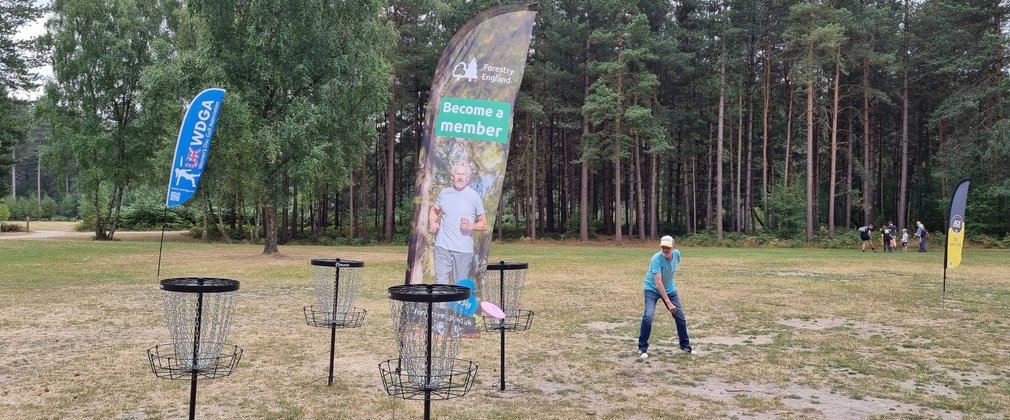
8, 197, 40, 220
120, 203, 199, 231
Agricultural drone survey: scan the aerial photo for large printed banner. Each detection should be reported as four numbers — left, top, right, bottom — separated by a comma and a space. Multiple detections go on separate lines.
405, 4, 538, 330
945, 179, 970, 270
165, 88, 225, 207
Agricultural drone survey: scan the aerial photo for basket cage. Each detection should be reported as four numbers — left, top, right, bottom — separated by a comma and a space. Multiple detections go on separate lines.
312, 262, 364, 320
389, 300, 468, 389
161, 289, 238, 371
482, 265, 529, 329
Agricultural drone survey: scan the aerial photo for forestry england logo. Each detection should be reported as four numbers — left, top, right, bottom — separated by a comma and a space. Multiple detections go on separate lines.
452, 58, 479, 82
451, 57, 516, 85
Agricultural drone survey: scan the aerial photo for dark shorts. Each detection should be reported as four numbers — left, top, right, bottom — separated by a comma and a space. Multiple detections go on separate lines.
860, 232, 870, 241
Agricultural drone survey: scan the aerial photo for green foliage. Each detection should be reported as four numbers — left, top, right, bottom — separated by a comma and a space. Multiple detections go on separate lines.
766, 184, 806, 238
119, 202, 196, 231
7, 196, 40, 220
39, 196, 58, 219
0, 0, 45, 91
0, 203, 9, 222
58, 194, 79, 219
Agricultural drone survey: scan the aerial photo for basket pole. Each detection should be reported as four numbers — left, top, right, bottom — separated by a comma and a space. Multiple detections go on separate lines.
189, 292, 204, 420
425, 296, 433, 420
328, 259, 341, 386
499, 262, 506, 391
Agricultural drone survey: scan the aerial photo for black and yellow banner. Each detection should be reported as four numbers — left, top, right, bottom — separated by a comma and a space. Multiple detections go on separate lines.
945, 179, 970, 270
405, 4, 538, 329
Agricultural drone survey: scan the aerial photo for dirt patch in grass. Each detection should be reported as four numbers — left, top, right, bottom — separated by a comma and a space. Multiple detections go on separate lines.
776, 317, 847, 330
583, 321, 628, 332
667, 378, 960, 419
702, 334, 775, 346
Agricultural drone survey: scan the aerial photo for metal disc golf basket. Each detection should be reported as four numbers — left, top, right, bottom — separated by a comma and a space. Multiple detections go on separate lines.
302, 258, 367, 386
482, 261, 534, 391
147, 278, 242, 420
379, 284, 479, 420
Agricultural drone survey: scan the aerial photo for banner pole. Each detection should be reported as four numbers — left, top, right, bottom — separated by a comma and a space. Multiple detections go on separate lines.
157, 205, 168, 278
942, 232, 948, 303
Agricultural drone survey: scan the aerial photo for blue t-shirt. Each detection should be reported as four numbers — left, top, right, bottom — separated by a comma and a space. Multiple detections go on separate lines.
434, 186, 486, 252
644, 249, 681, 295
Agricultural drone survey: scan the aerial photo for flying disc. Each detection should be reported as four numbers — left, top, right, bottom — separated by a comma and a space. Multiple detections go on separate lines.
481, 301, 506, 319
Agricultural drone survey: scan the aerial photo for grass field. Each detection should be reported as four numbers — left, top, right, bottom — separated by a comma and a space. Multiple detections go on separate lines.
1, 234, 1008, 419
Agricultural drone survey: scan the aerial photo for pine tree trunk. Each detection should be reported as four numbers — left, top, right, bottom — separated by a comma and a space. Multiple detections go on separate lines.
10, 149, 15, 198
531, 122, 538, 240
613, 75, 623, 245
898, 36, 910, 232
580, 38, 591, 241
706, 130, 713, 230
634, 132, 645, 240
716, 61, 725, 240
360, 156, 367, 239
784, 69, 794, 187
36, 152, 41, 204
692, 156, 698, 234
845, 111, 854, 228
862, 58, 873, 226
384, 72, 396, 242
649, 152, 657, 239
829, 48, 841, 239
805, 45, 815, 242
745, 93, 754, 233
348, 171, 355, 240
762, 29, 772, 224
290, 181, 297, 242
739, 93, 747, 233
682, 154, 691, 234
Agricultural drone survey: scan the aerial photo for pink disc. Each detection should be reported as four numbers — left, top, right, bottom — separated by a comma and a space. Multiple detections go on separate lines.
481, 301, 506, 319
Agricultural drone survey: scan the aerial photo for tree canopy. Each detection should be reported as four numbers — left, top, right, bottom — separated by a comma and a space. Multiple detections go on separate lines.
3, 0, 1008, 247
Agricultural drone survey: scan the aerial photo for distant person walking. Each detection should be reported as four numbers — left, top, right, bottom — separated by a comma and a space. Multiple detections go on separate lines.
858, 224, 876, 252
900, 228, 909, 252
914, 221, 929, 252
638, 235, 692, 359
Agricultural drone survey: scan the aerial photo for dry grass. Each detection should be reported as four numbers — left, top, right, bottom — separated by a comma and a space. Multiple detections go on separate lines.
1, 237, 1009, 419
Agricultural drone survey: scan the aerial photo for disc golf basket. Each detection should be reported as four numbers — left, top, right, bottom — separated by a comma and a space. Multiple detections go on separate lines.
482, 261, 534, 391
147, 278, 242, 420
303, 258, 367, 386
379, 284, 478, 420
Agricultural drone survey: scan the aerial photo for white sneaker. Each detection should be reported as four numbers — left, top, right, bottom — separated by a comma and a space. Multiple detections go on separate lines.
639, 351, 648, 359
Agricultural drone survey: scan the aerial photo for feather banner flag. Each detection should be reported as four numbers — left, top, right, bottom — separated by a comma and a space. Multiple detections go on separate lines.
945, 179, 970, 270
165, 88, 225, 207
404, 4, 538, 333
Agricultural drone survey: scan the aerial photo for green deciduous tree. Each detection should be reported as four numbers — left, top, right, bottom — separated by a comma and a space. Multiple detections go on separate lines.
189, 0, 393, 253
41, 0, 171, 240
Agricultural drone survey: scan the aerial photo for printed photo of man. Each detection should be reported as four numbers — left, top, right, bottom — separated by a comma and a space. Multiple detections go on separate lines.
428, 160, 487, 284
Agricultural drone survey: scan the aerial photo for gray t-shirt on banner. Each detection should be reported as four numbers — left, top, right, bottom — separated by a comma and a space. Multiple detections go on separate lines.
434, 186, 486, 253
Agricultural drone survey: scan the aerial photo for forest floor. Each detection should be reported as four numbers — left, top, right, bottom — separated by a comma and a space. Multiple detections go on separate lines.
0, 238, 1007, 418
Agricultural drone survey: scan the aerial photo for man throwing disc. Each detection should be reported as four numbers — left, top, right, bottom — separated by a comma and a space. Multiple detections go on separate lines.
638, 235, 693, 359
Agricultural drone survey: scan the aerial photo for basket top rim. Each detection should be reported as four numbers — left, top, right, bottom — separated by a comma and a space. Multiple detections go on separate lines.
160, 277, 240, 293
388, 284, 470, 302
310, 258, 365, 268
486, 261, 528, 270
